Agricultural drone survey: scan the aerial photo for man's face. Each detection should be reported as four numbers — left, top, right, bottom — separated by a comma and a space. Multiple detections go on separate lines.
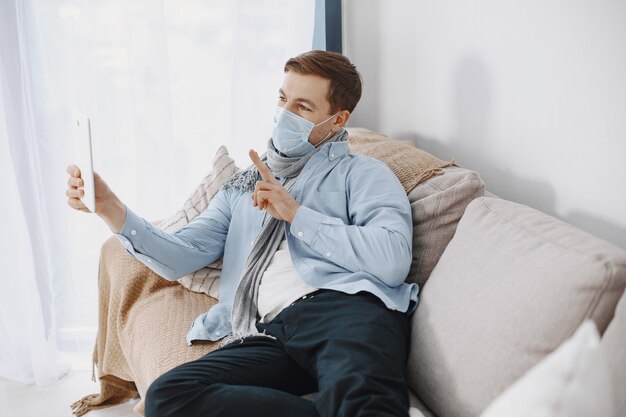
277, 71, 341, 146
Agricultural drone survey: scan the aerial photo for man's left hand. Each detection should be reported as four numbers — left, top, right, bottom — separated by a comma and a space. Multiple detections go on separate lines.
249, 149, 301, 223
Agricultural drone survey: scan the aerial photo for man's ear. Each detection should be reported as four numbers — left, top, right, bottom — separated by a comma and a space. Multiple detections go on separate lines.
333, 110, 351, 129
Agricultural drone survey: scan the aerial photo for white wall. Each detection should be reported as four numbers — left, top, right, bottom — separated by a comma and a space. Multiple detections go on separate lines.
343, 0, 626, 250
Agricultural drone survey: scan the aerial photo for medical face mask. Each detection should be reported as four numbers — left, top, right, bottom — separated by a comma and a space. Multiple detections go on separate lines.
272, 106, 338, 157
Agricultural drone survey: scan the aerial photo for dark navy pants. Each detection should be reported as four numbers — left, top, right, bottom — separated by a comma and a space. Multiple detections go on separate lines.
144, 290, 412, 417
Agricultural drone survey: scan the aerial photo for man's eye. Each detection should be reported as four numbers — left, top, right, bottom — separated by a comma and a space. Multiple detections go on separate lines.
278, 96, 286, 101
299, 104, 310, 111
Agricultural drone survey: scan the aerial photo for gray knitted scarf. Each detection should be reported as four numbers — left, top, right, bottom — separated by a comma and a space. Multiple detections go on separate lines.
219, 129, 348, 347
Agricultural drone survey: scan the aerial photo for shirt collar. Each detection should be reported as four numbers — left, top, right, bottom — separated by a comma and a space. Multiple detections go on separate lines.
318, 128, 349, 160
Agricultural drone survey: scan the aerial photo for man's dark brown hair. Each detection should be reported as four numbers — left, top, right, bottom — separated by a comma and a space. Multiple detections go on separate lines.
284, 50, 363, 114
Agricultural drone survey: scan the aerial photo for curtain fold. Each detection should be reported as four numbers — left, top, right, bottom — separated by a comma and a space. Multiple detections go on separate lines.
0, 0, 314, 385
0, 0, 71, 385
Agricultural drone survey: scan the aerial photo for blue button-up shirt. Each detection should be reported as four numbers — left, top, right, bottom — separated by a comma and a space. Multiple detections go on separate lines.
115, 137, 419, 345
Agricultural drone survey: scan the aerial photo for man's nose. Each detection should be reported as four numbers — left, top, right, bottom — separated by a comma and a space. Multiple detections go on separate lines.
282, 102, 297, 114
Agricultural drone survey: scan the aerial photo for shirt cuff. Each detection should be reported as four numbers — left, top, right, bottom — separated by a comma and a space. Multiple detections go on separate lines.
290, 205, 326, 246
114, 206, 178, 279
115, 205, 148, 253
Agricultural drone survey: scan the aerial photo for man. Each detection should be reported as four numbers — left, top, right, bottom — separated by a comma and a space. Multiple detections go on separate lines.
66, 50, 419, 417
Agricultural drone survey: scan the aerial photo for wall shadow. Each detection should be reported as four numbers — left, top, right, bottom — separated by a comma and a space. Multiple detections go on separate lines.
397, 61, 626, 248
566, 211, 626, 250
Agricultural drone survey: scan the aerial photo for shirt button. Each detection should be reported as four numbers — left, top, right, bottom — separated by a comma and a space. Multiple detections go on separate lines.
130, 229, 137, 236
297, 231, 304, 238
215, 331, 221, 336
330, 153, 335, 158
326, 251, 331, 257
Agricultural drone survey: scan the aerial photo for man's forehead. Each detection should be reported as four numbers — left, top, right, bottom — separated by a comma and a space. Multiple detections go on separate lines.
280, 71, 331, 110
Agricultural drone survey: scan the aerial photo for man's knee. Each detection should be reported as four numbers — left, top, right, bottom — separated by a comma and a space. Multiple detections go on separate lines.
145, 367, 235, 417
144, 370, 201, 417
318, 371, 410, 417
144, 372, 173, 417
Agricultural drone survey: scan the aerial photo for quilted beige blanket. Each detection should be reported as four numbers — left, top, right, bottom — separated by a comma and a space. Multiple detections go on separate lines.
71, 130, 456, 416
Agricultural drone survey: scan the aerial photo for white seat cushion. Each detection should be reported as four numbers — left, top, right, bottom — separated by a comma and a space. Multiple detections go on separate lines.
480, 320, 614, 417
600, 288, 626, 413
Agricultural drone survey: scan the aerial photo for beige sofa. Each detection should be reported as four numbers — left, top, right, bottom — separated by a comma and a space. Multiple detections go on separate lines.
404, 193, 626, 417
82, 128, 626, 417
380, 127, 624, 416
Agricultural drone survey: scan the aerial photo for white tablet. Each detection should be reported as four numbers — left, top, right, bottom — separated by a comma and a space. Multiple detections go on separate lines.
72, 109, 96, 213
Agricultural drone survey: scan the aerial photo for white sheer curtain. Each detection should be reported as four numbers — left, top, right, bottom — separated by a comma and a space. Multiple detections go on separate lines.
0, 0, 314, 385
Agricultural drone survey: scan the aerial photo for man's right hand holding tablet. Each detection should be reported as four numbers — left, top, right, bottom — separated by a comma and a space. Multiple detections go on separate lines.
66, 164, 127, 233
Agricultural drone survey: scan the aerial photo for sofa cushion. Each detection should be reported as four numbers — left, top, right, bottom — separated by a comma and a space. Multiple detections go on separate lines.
600, 288, 626, 413
157, 145, 240, 298
479, 320, 614, 417
407, 167, 485, 286
407, 196, 626, 417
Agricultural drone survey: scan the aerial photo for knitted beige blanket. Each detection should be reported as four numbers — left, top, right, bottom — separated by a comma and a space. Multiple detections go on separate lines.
71, 130, 455, 416
347, 128, 457, 193
70, 236, 220, 416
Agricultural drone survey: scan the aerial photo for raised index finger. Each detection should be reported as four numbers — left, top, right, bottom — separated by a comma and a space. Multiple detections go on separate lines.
249, 149, 276, 183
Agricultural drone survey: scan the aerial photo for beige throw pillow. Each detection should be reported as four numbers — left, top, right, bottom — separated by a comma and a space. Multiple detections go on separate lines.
345, 128, 486, 286
480, 320, 614, 417
407, 196, 626, 417
406, 166, 485, 286
156, 145, 240, 298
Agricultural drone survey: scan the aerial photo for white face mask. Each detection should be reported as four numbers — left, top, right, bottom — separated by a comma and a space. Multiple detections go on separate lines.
271, 106, 338, 157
